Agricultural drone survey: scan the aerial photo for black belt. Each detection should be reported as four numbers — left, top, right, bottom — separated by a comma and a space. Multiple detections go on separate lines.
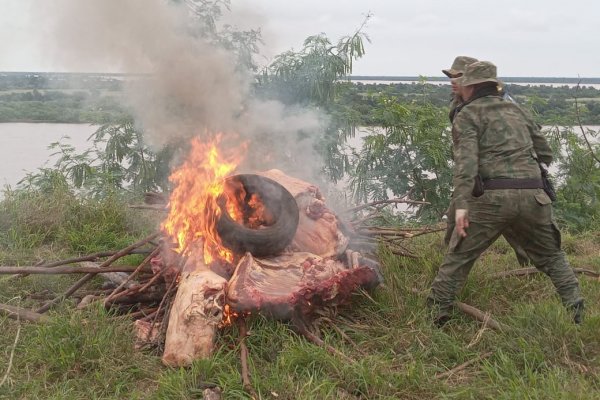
483, 178, 544, 190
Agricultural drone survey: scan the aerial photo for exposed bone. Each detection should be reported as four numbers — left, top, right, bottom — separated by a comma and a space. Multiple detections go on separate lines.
162, 254, 227, 367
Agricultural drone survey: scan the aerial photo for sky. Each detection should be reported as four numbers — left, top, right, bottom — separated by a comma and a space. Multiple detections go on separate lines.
0, 0, 598, 78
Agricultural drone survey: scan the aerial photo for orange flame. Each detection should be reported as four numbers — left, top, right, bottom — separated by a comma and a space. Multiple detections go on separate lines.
162, 135, 246, 264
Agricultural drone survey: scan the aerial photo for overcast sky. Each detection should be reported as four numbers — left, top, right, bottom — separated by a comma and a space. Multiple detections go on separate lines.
1, 0, 598, 77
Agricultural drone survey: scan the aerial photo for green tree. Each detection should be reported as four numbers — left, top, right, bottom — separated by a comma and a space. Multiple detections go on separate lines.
256, 17, 370, 181
348, 95, 452, 221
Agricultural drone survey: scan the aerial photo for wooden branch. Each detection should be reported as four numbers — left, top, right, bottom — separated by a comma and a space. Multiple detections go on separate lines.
0, 265, 144, 275
36, 232, 161, 314
410, 288, 504, 330
30, 249, 152, 269
574, 80, 600, 165
0, 324, 21, 387
346, 198, 430, 213
144, 191, 168, 205
129, 204, 168, 212
0, 303, 50, 323
456, 302, 504, 331
127, 307, 159, 320
104, 247, 161, 305
237, 318, 257, 398
293, 317, 355, 364
435, 351, 493, 379
490, 267, 600, 280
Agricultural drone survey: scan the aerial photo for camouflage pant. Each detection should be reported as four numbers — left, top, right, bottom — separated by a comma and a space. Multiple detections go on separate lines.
444, 197, 531, 266
429, 188, 582, 316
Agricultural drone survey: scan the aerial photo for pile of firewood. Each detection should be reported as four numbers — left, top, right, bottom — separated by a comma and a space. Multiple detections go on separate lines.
0, 170, 454, 396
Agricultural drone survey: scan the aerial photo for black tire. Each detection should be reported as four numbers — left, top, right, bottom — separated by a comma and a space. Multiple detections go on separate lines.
215, 174, 299, 257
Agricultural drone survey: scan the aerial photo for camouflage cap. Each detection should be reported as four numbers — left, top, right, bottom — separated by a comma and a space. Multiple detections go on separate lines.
442, 56, 478, 78
459, 61, 499, 86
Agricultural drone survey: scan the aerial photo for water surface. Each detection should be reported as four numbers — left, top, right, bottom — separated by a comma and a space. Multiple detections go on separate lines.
0, 123, 96, 188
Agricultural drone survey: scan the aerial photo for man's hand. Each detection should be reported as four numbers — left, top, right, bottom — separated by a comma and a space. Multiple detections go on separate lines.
455, 209, 469, 237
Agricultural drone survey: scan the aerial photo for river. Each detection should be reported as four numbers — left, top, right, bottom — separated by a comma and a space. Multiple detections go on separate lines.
0, 123, 97, 188
0, 122, 597, 191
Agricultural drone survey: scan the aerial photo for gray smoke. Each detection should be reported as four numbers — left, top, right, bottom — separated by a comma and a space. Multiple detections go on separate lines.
33, 0, 328, 181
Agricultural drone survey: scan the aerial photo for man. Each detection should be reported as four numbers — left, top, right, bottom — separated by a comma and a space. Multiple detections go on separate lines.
428, 61, 584, 326
442, 55, 478, 124
442, 56, 531, 266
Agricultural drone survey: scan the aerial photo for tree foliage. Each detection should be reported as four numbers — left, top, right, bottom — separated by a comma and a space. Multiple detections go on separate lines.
21, 118, 175, 197
348, 95, 452, 221
546, 124, 600, 231
256, 17, 370, 182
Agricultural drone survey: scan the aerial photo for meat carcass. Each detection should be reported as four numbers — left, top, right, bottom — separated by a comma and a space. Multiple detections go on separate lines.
258, 169, 348, 257
225, 252, 382, 322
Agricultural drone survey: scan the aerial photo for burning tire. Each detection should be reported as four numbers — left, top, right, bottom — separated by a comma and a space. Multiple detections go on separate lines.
215, 174, 299, 257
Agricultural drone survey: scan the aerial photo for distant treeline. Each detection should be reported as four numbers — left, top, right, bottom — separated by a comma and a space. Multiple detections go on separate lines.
348, 75, 600, 84
338, 80, 600, 125
0, 72, 130, 123
1, 72, 600, 125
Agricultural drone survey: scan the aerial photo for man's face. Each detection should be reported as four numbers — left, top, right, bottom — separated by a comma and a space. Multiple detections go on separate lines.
450, 74, 462, 96
459, 84, 475, 102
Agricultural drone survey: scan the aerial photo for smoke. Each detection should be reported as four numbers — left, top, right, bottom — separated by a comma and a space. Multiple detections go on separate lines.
33, 0, 328, 180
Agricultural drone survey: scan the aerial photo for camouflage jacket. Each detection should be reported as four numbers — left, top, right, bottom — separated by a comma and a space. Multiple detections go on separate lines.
452, 95, 553, 209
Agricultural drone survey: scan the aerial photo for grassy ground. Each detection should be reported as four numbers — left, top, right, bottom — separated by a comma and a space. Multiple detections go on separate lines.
0, 193, 599, 399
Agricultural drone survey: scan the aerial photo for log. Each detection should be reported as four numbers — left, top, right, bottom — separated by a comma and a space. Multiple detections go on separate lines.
456, 302, 504, 331
490, 267, 600, 280
0, 303, 50, 323
36, 232, 160, 314
162, 254, 227, 367
0, 265, 143, 275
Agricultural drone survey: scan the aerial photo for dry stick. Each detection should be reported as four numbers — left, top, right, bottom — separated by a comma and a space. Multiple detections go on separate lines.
36, 232, 161, 314
490, 267, 600, 280
4, 249, 153, 271
435, 351, 494, 379
294, 320, 355, 364
127, 307, 159, 320
0, 303, 50, 323
345, 250, 354, 269
108, 269, 165, 304
140, 309, 159, 322
350, 210, 381, 227
136, 268, 165, 292
106, 291, 165, 305
362, 225, 444, 232
146, 271, 180, 342
456, 302, 504, 331
104, 247, 161, 305
0, 320, 21, 387
574, 80, 600, 165
321, 318, 367, 356
351, 252, 360, 269
409, 227, 446, 237
237, 318, 257, 397
7, 250, 148, 280
347, 198, 431, 213
410, 288, 504, 330
0, 265, 144, 275
129, 204, 169, 212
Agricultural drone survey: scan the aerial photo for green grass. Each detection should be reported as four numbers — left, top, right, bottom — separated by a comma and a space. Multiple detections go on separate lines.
0, 191, 599, 399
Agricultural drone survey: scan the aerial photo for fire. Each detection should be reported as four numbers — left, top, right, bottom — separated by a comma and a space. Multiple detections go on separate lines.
220, 304, 239, 327
162, 134, 246, 264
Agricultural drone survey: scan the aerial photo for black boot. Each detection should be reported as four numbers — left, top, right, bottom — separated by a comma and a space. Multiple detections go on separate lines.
426, 297, 452, 328
571, 300, 584, 324
433, 314, 451, 328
